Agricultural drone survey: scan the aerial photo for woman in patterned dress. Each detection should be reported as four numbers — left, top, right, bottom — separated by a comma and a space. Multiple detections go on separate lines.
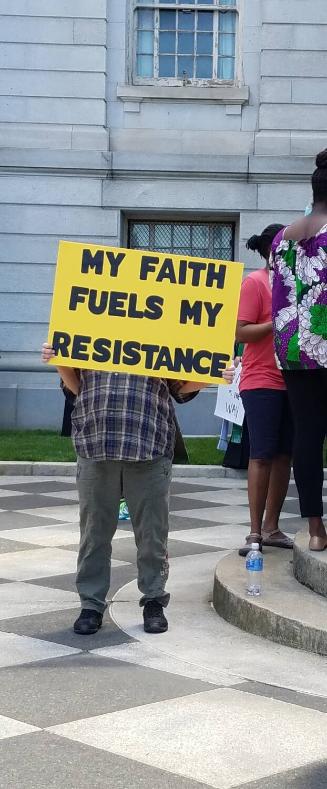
270, 150, 327, 551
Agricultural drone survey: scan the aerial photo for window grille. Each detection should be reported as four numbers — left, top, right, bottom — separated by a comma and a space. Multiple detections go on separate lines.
129, 220, 235, 261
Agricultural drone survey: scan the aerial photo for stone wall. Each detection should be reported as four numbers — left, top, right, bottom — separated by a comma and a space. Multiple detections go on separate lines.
0, 0, 324, 432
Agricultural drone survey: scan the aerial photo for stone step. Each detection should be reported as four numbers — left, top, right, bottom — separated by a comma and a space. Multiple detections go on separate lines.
213, 549, 327, 656
293, 529, 327, 598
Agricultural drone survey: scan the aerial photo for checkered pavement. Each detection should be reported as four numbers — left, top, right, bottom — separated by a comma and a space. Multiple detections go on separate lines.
0, 473, 326, 789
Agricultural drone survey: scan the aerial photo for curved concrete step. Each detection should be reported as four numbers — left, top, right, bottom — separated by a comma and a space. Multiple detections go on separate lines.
213, 549, 327, 656
293, 529, 327, 598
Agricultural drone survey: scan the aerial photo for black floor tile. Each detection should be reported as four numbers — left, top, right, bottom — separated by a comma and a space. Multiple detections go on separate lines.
0, 732, 212, 789
169, 496, 222, 512
0, 481, 77, 494
236, 760, 327, 789
0, 537, 39, 553
236, 680, 327, 715
0, 607, 133, 651
0, 512, 67, 530
0, 494, 78, 511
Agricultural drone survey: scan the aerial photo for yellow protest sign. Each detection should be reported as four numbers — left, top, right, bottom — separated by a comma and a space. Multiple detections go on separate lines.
48, 241, 243, 384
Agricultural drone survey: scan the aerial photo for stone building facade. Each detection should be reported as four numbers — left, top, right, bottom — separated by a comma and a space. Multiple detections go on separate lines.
0, 0, 325, 433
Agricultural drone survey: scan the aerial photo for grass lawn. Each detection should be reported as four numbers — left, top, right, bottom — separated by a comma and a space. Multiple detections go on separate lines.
1, 431, 326, 467
0, 430, 225, 465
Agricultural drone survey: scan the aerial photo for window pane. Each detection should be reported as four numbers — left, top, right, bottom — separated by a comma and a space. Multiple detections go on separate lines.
178, 10, 195, 30
154, 224, 172, 249
192, 225, 209, 249
178, 55, 194, 78
178, 0, 195, 3
197, 33, 213, 55
173, 224, 191, 247
219, 0, 236, 5
159, 31, 176, 53
137, 9, 154, 30
137, 54, 154, 77
178, 32, 195, 54
197, 11, 213, 31
130, 224, 150, 249
218, 56, 234, 79
213, 225, 233, 260
137, 31, 154, 55
159, 10, 176, 30
219, 10, 236, 33
159, 55, 176, 76
219, 33, 235, 56
196, 56, 212, 78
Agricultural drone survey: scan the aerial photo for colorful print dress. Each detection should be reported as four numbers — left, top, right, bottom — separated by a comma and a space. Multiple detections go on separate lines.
270, 225, 327, 370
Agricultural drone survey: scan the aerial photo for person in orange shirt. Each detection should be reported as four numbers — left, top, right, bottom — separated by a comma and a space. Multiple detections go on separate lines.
236, 225, 294, 556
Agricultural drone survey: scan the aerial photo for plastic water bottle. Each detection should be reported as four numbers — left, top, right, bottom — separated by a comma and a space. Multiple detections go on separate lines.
246, 543, 263, 596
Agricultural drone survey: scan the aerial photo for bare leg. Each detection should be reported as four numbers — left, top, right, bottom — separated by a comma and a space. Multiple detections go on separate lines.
247, 458, 272, 536
263, 454, 291, 538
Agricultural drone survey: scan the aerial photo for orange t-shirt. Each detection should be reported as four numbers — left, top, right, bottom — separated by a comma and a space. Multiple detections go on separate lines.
238, 268, 285, 392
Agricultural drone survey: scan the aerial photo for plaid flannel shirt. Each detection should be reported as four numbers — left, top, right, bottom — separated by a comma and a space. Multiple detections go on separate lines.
71, 371, 196, 461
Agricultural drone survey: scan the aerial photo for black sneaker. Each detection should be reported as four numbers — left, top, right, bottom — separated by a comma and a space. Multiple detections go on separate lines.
74, 609, 103, 635
143, 600, 168, 634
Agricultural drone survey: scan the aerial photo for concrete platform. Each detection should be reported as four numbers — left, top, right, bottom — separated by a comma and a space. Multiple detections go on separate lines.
213, 549, 327, 656
294, 530, 327, 598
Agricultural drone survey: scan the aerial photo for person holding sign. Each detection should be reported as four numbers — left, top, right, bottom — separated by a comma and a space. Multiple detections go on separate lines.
42, 241, 241, 635
43, 343, 235, 635
236, 225, 294, 557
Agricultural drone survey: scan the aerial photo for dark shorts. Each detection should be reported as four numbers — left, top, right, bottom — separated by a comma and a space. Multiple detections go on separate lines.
240, 389, 293, 461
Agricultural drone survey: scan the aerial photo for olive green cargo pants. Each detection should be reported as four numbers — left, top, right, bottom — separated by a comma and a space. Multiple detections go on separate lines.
76, 455, 172, 613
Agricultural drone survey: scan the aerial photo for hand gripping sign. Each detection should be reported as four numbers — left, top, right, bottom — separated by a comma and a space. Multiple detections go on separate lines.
47, 242, 243, 385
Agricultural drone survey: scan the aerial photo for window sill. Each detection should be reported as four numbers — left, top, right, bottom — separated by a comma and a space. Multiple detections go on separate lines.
117, 84, 249, 106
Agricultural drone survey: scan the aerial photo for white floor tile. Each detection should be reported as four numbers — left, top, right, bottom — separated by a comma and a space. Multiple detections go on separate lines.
173, 477, 248, 489
0, 524, 81, 547
0, 548, 79, 580
0, 489, 28, 498
112, 554, 327, 699
0, 582, 80, 620
0, 548, 129, 581
171, 506, 296, 524
93, 642, 245, 687
170, 505, 251, 523
49, 688, 327, 789
0, 714, 39, 740
39, 490, 79, 502
0, 476, 74, 485
0, 521, 131, 547
0, 631, 80, 668
169, 524, 249, 549
175, 489, 250, 505
18, 505, 80, 522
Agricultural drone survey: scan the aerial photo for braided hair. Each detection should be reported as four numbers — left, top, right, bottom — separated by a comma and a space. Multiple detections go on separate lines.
246, 224, 284, 261
312, 149, 327, 204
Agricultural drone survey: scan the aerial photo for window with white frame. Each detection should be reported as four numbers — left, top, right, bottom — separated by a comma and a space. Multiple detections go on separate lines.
133, 0, 238, 84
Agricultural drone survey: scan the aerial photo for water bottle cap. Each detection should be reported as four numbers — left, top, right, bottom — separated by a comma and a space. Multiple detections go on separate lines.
250, 543, 260, 550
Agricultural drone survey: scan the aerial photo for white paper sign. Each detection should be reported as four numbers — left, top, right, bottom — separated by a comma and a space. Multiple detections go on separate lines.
214, 364, 245, 426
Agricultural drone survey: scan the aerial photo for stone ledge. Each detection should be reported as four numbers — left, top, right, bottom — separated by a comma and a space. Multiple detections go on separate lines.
117, 84, 249, 105
0, 461, 247, 479
213, 550, 327, 656
293, 530, 327, 599
0, 462, 326, 479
